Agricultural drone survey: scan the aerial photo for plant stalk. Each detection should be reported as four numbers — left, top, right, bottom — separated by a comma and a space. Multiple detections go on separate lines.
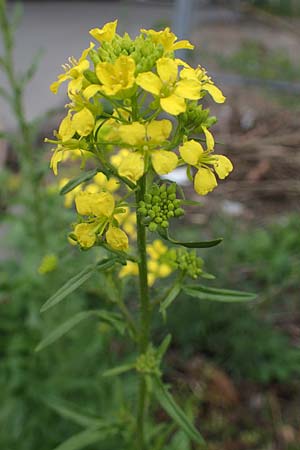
135, 174, 151, 450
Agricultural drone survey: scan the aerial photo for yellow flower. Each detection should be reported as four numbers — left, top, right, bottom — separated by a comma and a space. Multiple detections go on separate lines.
136, 57, 201, 115
73, 223, 97, 249
75, 191, 115, 217
106, 225, 129, 251
71, 108, 95, 136
179, 140, 233, 195
115, 207, 137, 240
50, 43, 94, 94
93, 172, 120, 192
89, 20, 118, 43
117, 120, 178, 176
96, 55, 135, 96
180, 66, 226, 104
117, 152, 145, 183
119, 261, 139, 278
141, 27, 194, 53
38, 254, 58, 274
59, 177, 82, 208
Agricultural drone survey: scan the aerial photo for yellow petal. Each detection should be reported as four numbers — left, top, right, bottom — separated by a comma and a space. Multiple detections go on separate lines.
172, 39, 194, 50
213, 155, 233, 179
58, 115, 75, 141
73, 223, 96, 249
202, 126, 214, 151
118, 122, 145, 146
89, 20, 118, 42
147, 120, 172, 143
157, 57, 178, 84
119, 261, 139, 278
118, 152, 145, 182
160, 94, 186, 115
194, 168, 217, 195
151, 150, 178, 175
50, 149, 63, 176
203, 83, 226, 103
83, 84, 102, 100
158, 263, 173, 277
75, 191, 115, 217
136, 72, 162, 96
106, 226, 128, 251
179, 140, 203, 166
72, 108, 95, 136
174, 79, 200, 100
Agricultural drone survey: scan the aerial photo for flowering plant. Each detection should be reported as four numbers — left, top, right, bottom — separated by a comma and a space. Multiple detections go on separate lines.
40, 21, 255, 449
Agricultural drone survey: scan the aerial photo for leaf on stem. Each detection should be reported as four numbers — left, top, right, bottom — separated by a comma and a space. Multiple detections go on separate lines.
102, 362, 135, 377
50, 428, 109, 450
158, 228, 223, 249
60, 169, 98, 195
46, 399, 104, 429
40, 258, 117, 313
159, 282, 182, 318
152, 376, 205, 446
183, 284, 257, 302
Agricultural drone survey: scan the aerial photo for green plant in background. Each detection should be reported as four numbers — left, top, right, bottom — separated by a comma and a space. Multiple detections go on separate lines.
41, 20, 256, 450
0, 0, 47, 249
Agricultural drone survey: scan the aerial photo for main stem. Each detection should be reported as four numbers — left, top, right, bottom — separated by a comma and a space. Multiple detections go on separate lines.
136, 174, 151, 450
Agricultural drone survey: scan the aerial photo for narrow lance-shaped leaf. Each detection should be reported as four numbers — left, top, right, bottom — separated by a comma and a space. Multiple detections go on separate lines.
102, 363, 135, 378
46, 399, 104, 429
152, 376, 205, 446
158, 228, 223, 249
159, 282, 182, 318
50, 428, 109, 450
183, 284, 257, 302
40, 258, 117, 313
36, 311, 98, 352
60, 168, 98, 195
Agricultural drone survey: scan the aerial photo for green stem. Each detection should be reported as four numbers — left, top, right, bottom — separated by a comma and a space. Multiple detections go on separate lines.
135, 174, 151, 450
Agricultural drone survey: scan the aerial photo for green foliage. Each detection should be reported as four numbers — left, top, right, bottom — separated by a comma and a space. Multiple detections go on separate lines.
219, 40, 300, 82
167, 215, 300, 383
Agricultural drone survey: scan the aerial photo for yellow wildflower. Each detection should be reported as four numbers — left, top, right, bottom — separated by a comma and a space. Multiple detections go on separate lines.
50, 43, 94, 94
73, 223, 97, 249
38, 254, 58, 275
75, 191, 115, 217
141, 27, 194, 53
106, 225, 129, 251
93, 172, 120, 192
117, 120, 178, 176
179, 139, 233, 195
96, 55, 136, 96
89, 20, 118, 43
136, 57, 201, 115
180, 65, 226, 104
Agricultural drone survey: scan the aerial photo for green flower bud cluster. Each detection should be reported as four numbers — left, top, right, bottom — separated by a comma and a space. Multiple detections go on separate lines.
135, 347, 160, 375
169, 248, 204, 279
180, 102, 216, 132
96, 34, 164, 73
138, 183, 184, 232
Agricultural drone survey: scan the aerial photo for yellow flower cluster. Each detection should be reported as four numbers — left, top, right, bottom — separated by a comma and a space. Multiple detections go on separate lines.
119, 240, 173, 286
47, 20, 233, 252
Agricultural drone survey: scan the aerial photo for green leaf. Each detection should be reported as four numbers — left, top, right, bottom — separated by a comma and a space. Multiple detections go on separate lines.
152, 376, 205, 446
51, 428, 107, 450
158, 228, 223, 249
159, 282, 182, 317
40, 259, 117, 313
47, 399, 104, 428
183, 284, 257, 302
20, 48, 44, 86
36, 310, 99, 351
157, 334, 172, 360
60, 169, 98, 195
102, 362, 135, 377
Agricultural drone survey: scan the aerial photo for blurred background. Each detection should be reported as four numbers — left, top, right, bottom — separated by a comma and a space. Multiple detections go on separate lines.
0, 1, 300, 449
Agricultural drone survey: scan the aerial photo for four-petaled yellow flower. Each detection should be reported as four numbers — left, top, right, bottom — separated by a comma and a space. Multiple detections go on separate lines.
179, 139, 233, 195
141, 27, 194, 54
96, 55, 136, 96
136, 57, 201, 115
73, 191, 129, 251
116, 120, 178, 178
50, 43, 94, 95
